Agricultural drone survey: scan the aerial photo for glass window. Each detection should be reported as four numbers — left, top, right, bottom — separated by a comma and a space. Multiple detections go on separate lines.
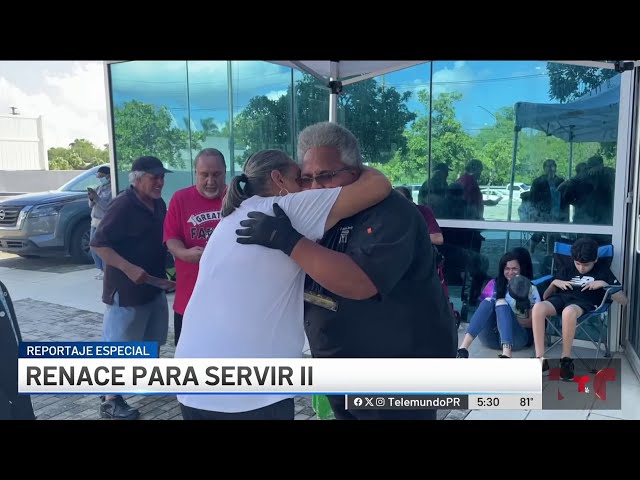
107, 61, 620, 228
421, 61, 619, 227
293, 70, 329, 158
186, 61, 231, 181
231, 61, 295, 172
340, 64, 429, 181
108, 61, 191, 203
58, 165, 104, 192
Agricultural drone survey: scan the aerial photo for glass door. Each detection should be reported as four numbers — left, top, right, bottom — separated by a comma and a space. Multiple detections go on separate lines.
624, 71, 640, 377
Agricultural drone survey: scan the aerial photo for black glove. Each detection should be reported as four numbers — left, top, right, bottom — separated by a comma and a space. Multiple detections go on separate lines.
236, 203, 303, 256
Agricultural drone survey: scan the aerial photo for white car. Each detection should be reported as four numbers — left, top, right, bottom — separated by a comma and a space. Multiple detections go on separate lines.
411, 184, 422, 203
481, 188, 504, 204
506, 182, 530, 193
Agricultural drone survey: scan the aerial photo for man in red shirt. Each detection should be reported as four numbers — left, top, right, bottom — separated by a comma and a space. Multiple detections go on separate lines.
164, 148, 227, 345
456, 158, 500, 220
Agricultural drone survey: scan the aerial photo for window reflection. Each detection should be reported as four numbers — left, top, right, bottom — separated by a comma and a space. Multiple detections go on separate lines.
107, 61, 620, 227
109, 61, 192, 202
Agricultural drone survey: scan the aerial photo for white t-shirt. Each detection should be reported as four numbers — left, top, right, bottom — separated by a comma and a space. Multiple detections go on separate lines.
175, 187, 342, 413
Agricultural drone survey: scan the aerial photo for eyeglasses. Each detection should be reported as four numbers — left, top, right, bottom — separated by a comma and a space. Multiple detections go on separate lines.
297, 166, 352, 188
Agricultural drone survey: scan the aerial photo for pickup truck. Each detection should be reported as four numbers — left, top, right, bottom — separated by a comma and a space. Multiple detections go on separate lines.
0, 165, 108, 263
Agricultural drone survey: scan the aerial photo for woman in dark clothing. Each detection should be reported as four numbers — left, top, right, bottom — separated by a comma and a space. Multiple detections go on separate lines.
0, 280, 36, 420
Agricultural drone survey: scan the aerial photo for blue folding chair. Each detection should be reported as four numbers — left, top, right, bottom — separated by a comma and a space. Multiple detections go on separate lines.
531, 242, 622, 373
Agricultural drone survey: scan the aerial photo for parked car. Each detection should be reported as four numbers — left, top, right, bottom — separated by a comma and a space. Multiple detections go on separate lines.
0, 165, 108, 263
411, 184, 421, 204
480, 188, 504, 204
506, 182, 530, 193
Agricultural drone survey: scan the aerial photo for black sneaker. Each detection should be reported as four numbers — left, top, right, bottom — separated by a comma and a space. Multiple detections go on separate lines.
541, 358, 549, 376
99, 395, 140, 420
498, 354, 510, 358
560, 357, 574, 381
456, 348, 469, 358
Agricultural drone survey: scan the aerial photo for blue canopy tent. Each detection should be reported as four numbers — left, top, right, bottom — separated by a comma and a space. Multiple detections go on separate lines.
506, 74, 621, 220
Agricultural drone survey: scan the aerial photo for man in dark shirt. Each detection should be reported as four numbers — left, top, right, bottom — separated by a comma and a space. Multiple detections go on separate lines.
528, 159, 567, 254
90, 155, 172, 419
237, 123, 457, 420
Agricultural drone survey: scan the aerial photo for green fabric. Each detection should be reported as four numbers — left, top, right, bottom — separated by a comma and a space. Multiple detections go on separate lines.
312, 395, 335, 420
166, 266, 176, 281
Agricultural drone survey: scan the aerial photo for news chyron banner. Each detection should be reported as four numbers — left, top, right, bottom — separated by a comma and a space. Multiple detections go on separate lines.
18, 341, 550, 411
18, 342, 623, 411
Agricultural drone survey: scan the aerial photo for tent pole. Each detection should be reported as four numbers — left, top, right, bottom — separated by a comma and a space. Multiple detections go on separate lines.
329, 89, 338, 123
427, 66, 434, 191
505, 126, 521, 251
227, 61, 235, 177
568, 127, 574, 178
507, 127, 521, 221
328, 61, 340, 123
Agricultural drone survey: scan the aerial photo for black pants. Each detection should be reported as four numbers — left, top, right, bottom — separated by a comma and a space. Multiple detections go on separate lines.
174, 312, 183, 346
179, 398, 295, 420
327, 395, 437, 420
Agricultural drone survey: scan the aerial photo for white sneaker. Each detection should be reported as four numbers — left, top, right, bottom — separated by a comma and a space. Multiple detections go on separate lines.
95, 272, 104, 280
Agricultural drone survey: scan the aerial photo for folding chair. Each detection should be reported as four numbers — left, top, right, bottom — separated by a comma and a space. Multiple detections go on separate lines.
531, 241, 622, 373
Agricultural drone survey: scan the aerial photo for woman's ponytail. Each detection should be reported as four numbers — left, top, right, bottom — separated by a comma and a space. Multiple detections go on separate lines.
221, 173, 250, 217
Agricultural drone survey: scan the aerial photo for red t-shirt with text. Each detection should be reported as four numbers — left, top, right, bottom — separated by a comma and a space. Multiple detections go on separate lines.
163, 185, 223, 314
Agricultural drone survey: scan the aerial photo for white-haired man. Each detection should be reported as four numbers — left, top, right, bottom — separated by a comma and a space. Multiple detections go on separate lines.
237, 122, 457, 420
91, 155, 172, 420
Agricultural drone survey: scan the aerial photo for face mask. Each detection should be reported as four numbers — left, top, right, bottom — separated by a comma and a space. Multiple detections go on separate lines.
98, 177, 109, 185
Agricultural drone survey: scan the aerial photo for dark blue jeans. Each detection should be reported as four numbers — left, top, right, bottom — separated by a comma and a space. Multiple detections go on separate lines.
466, 298, 531, 350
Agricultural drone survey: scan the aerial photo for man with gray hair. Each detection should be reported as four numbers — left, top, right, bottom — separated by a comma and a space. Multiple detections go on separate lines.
237, 122, 457, 420
90, 155, 172, 420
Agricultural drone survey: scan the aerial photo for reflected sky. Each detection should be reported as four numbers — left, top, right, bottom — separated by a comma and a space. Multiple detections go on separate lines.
109, 61, 561, 135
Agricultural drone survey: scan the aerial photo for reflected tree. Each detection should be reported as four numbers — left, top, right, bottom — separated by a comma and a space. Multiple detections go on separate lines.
113, 100, 200, 170
547, 63, 618, 103
546, 63, 617, 164
380, 91, 475, 184
233, 74, 416, 168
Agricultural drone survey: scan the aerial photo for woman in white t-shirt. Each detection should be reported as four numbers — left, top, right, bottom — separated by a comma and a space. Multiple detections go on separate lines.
456, 248, 541, 359
175, 149, 391, 420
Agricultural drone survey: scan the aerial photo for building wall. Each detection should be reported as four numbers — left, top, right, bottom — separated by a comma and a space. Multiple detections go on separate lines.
0, 170, 83, 195
0, 115, 47, 170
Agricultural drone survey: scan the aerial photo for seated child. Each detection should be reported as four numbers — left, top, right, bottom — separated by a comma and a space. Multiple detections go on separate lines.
531, 237, 627, 381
